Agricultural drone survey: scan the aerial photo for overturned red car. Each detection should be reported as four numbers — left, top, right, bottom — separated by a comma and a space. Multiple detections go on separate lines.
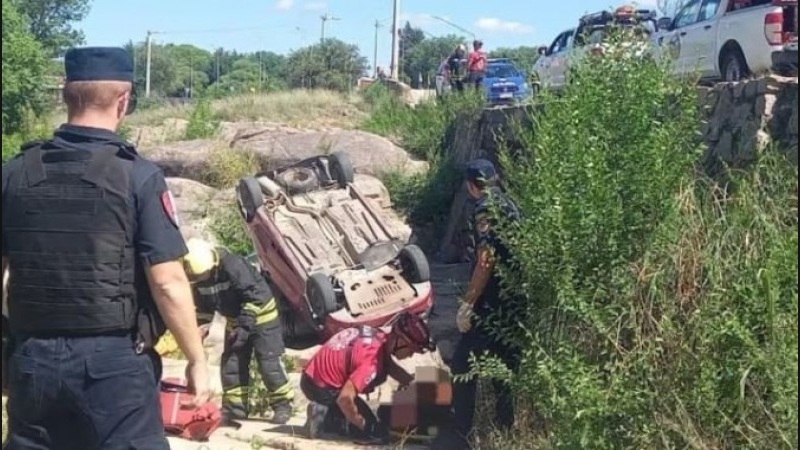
236, 152, 434, 346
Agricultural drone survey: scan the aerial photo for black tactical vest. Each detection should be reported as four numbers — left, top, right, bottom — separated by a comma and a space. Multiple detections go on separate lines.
3, 138, 138, 336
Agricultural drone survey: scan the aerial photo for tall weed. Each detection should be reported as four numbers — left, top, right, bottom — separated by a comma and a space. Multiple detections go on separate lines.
183, 96, 220, 140
469, 37, 797, 449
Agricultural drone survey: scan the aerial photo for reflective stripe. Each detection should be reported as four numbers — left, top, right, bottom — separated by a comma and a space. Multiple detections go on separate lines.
196, 281, 231, 296
223, 386, 248, 405
267, 380, 295, 403
243, 298, 279, 325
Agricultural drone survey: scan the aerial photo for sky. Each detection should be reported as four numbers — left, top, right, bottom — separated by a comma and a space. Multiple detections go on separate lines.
80, 0, 661, 69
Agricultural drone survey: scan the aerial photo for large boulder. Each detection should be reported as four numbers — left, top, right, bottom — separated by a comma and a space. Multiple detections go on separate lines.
229, 127, 428, 176
166, 177, 231, 243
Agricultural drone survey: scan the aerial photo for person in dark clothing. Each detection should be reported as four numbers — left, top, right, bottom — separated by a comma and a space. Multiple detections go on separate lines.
2, 46, 209, 450
182, 238, 295, 427
447, 44, 468, 92
430, 158, 523, 450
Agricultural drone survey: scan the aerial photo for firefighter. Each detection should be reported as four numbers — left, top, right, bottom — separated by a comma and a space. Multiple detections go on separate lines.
182, 238, 295, 426
301, 313, 436, 444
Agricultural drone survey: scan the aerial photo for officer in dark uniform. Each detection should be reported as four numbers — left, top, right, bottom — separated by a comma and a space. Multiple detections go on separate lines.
1, 47, 210, 450
431, 158, 523, 449
182, 238, 295, 426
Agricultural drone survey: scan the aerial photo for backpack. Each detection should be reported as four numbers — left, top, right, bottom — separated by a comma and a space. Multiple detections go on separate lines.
160, 378, 222, 441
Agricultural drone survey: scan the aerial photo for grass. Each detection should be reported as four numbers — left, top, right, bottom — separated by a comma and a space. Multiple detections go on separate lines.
124, 89, 366, 130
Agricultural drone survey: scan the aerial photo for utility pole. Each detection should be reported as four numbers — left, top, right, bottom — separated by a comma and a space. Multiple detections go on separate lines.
320, 13, 340, 43
390, 0, 400, 80
145, 30, 153, 98
373, 20, 381, 78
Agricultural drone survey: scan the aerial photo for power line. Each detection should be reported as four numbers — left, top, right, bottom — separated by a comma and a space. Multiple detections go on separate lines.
320, 13, 341, 43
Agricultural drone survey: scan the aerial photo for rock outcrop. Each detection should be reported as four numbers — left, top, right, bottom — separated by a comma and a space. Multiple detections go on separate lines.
140, 127, 427, 180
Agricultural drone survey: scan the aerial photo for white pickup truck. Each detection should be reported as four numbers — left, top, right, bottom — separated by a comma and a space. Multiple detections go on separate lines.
655, 0, 790, 81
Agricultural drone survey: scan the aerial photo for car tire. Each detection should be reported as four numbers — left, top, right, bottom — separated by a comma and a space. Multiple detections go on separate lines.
276, 167, 318, 194
329, 152, 354, 188
398, 244, 431, 284
237, 176, 264, 223
306, 272, 338, 322
721, 47, 749, 82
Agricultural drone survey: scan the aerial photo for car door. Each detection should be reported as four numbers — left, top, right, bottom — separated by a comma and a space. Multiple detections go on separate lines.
534, 32, 567, 89
548, 30, 575, 90
667, 0, 705, 77
694, 0, 724, 76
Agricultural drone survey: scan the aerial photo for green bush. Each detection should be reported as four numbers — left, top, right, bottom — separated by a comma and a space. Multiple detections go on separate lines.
183, 96, 220, 140
209, 201, 254, 257
469, 39, 798, 449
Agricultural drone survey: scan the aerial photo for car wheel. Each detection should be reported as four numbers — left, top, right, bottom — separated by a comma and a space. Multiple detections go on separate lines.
306, 272, 338, 323
237, 176, 264, 223
276, 167, 318, 194
721, 48, 749, 82
329, 152, 354, 188
398, 244, 431, 284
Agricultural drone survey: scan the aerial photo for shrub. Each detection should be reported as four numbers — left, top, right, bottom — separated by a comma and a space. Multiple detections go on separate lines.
469, 35, 797, 449
200, 146, 261, 190
183, 96, 220, 140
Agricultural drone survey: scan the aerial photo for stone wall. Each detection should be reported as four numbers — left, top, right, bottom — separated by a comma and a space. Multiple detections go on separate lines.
437, 76, 800, 263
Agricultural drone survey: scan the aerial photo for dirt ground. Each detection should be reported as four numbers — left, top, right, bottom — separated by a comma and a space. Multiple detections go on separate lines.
165, 262, 470, 450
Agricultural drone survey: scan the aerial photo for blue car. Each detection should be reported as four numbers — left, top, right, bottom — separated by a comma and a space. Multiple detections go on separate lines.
483, 59, 531, 104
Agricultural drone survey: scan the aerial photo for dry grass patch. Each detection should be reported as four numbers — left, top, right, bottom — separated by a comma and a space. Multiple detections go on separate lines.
126, 89, 365, 129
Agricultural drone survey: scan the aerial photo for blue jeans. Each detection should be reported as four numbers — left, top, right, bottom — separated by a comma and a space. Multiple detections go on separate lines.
4, 335, 169, 450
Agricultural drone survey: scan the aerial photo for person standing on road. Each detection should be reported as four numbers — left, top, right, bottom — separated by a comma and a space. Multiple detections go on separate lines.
301, 313, 436, 444
431, 158, 523, 449
182, 238, 296, 427
447, 44, 468, 93
2, 46, 210, 450
467, 40, 489, 92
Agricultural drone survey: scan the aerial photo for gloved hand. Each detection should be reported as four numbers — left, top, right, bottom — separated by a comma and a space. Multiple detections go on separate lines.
226, 327, 249, 351
456, 300, 474, 334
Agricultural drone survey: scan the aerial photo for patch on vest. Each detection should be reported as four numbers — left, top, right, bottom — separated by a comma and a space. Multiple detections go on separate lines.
161, 190, 180, 228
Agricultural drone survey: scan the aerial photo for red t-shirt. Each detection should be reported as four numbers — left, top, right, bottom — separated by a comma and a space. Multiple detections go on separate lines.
468, 50, 487, 73
304, 327, 388, 394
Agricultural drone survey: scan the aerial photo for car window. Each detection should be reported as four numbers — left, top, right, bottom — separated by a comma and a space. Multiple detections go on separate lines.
699, 0, 722, 20
549, 30, 572, 54
674, 0, 703, 28
487, 64, 522, 78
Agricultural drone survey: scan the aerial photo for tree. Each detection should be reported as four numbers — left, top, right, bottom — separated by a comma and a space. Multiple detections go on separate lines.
403, 35, 465, 88
489, 46, 542, 75
284, 39, 368, 92
400, 22, 426, 83
2, 0, 49, 135
15, 0, 91, 57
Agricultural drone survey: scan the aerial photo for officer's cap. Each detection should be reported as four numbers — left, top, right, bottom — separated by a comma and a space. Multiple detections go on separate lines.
64, 47, 134, 83
465, 158, 497, 185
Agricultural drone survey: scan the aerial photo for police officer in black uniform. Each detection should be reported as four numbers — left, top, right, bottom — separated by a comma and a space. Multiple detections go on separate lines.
183, 238, 295, 426
431, 158, 523, 449
2, 47, 210, 450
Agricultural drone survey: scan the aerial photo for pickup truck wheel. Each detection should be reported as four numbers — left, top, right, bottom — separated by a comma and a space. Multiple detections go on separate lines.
399, 244, 431, 284
721, 49, 749, 82
329, 152, 354, 188
237, 176, 264, 223
306, 273, 338, 322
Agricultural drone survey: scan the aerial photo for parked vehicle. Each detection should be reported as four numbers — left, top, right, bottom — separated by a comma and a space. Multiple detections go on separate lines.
235, 152, 434, 346
654, 0, 789, 81
483, 58, 532, 104
532, 8, 659, 92
770, 0, 798, 75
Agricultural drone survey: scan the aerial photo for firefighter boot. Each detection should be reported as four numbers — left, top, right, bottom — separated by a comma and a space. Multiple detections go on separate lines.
271, 401, 293, 425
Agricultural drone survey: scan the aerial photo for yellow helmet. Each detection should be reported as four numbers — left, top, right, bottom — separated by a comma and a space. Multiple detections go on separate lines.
183, 238, 218, 277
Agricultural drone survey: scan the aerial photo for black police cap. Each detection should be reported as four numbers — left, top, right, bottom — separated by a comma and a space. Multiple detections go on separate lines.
64, 47, 134, 83
465, 158, 497, 184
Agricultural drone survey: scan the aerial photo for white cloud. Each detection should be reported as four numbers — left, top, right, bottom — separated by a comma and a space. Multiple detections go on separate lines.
475, 17, 533, 34
303, 1, 326, 11
275, 0, 294, 11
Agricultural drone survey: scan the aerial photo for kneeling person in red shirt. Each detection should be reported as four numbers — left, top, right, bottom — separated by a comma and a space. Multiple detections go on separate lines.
301, 313, 435, 442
